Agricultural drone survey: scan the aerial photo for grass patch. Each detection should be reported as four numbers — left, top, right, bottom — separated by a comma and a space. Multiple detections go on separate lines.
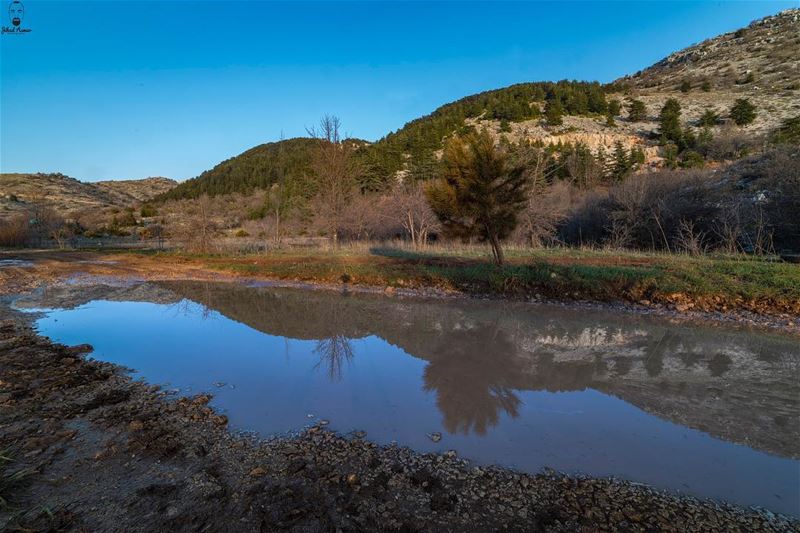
111, 246, 800, 315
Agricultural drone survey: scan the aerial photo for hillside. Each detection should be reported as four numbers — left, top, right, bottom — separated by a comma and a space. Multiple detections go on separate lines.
94, 177, 177, 203
0, 173, 176, 217
161, 138, 317, 201
164, 9, 798, 202
623, 9, 799, 95
612, 8, 800, 136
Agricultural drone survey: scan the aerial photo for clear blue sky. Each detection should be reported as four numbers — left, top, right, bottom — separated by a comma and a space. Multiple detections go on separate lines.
1, 1, 796, 182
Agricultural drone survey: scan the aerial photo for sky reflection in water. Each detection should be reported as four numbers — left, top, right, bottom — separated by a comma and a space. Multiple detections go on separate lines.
25, 281, 800, 516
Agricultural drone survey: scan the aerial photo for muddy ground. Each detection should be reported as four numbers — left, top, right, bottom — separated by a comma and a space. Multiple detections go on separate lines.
1, 252, 799, 532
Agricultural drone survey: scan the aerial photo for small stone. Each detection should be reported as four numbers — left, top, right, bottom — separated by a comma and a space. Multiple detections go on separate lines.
319, 419, 329, 426
128, 420, 144, 431
428, 432, 442, 443
212, 415, 228, 426
214, 382, 226, 388
66, 344, 93, 355
384, 286, 395, 295
354, 430, 367, 439
249, 467, 266, 477
61, 357, 76, 365
346, 473, 359, 485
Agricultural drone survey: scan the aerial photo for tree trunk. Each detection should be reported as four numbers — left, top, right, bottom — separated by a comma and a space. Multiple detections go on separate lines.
488, 231, 504, 265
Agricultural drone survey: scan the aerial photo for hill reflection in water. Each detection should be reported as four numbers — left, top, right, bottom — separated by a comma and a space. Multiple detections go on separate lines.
25, 280, 800, 515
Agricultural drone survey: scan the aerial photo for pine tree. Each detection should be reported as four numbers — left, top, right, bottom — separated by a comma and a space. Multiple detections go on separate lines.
545, 99, 564, 126
630, 146, 646, 167
610, 141, 632, 181
626, 99, 647, 122
698, 108, 720, 127
730, 98, 756, 126
425, 130, 528, 265
770, 115, 800, 145
606, 99, 621, 126
662, 143, 679, 169
679, 80, 691, 93
659, 98, 683, 146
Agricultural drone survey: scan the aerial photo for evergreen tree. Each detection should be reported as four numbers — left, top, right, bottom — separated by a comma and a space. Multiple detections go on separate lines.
682, 126, 697, 150
770, 115, 800, 145
698, 108, 720, 127
605, 99, 621, 126
679, 80, 691, 93
545, 99, 564, 126
425, 130, 528, 265
662, 143, 679, 169
630, 146, 646, 167
595, 147, 608, 180
697, 126, 714, 148
680, 151, 705, 169
610, 141, 633, 181
701, 79, 712, 92
730, 98, 756, 126
626, 99, 647, 122
659, 98, 683, 146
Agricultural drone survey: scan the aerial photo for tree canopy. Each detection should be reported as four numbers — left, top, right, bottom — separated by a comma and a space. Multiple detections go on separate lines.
425, 130, 528, 265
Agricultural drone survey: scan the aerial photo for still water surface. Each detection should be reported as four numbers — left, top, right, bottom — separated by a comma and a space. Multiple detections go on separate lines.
19, 281, 800, 515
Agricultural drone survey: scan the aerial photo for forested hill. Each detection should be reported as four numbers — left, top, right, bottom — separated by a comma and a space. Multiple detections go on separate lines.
160, 138, 317, 200
160, 81, 610, 200
161, 9, 800, 202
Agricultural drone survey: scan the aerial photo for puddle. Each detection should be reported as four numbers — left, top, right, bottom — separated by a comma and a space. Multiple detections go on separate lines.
20, 280, 800, 515
0, 259, 34, 268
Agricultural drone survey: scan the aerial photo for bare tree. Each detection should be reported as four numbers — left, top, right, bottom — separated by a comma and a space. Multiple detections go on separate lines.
26, 194, 66, 247
173, 194, 218, 253
307, 115, 363, 247
387, 181, 439, 248
313, 335, 355, 381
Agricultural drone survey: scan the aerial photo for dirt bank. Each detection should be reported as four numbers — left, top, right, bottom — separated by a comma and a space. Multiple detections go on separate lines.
1, 310, 798, 532
1, 249, 798, 334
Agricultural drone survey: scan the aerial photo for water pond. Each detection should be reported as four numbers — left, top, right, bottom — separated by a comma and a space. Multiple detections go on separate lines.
16, 281, 800, 516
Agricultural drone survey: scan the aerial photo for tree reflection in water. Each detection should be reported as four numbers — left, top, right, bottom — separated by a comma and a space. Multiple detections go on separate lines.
422, 323, 522, 436
313, 335, 355, 381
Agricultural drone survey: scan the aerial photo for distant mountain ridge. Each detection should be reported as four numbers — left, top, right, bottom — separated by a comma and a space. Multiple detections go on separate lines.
0, 173, 176, 217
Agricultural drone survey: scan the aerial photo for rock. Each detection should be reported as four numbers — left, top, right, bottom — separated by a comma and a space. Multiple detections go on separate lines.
319, 419, 329, 426
354, 430, 367, 439
192, 394, 212, 406
66, 344, 93, 355
128, 420, 144, 431
61, 357, 76, 365
428, 432, 442, 443
249, 467, 266, 477
212, 415, 228, 426
346, 473, 359, 486
384, 286, 395, 295
213, 382, 226, 388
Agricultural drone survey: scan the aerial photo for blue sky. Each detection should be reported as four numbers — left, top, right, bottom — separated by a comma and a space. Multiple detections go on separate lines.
1, 1, 796, 182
